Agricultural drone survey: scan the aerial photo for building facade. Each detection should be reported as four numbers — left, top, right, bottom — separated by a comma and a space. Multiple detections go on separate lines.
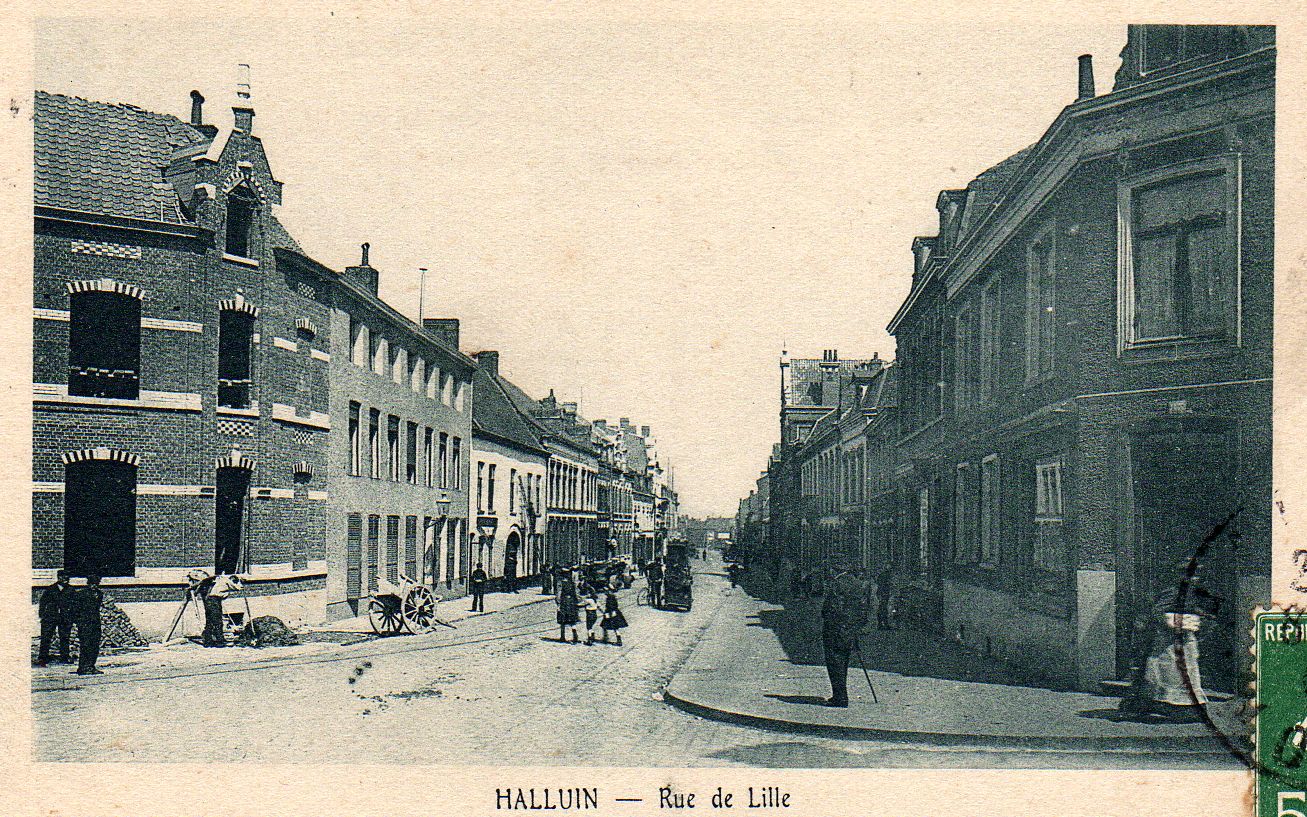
32, 88, 332, 636
470, 350, 548, 586
882, 25, 1274, 691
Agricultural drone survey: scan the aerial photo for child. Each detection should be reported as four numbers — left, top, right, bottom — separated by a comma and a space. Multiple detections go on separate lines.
600, 589, 628, 645
582, 593, 600, 645
556, 576, 580, 643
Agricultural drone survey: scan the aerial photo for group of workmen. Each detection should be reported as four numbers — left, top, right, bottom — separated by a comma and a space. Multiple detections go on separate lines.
34, 570, 104, 675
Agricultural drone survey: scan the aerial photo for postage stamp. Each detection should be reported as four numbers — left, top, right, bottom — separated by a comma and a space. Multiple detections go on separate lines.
1256, 610, 1307, 817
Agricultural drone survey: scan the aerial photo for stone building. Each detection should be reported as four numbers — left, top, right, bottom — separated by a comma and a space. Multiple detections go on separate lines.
884, 25, 1274, 691
32, 87, 331, 635
469, 350, 548, 586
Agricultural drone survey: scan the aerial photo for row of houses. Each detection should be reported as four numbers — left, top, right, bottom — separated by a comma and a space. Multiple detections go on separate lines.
742, 25, 1274, 693
32, 83, 679, 636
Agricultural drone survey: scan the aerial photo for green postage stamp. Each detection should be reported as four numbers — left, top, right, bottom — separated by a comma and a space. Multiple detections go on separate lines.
1256, 610, 1307, 817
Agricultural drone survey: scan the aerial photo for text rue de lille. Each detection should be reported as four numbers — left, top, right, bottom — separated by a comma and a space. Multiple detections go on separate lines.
495, 786, 791, 811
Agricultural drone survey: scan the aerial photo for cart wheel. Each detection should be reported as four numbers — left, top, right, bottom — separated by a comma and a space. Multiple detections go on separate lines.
401, 585, 438, 633
368, 598, 403, 635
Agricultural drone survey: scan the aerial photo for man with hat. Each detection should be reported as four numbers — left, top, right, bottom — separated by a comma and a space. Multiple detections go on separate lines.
820, 554, 869, 707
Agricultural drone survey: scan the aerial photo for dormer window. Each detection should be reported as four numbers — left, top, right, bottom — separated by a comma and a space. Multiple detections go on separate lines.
225, 185, 258, 258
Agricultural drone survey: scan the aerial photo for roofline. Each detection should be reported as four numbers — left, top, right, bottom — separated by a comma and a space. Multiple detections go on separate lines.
35, 205, 211, 241
886, 45, 1274, 335
275, 247, 477, 374
472, 425, 550, 459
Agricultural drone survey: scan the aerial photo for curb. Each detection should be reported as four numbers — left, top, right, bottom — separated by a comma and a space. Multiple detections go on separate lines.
659, 591, 1234, 757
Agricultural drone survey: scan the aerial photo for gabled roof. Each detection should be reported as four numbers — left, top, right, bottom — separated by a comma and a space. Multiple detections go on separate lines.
34, 90, 301, 251
472, 367, 548, 456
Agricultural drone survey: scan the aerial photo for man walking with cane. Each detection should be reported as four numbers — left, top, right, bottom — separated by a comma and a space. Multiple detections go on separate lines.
821, 556, 869, 707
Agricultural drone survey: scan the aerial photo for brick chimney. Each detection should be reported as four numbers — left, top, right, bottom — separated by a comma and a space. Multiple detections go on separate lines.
1077, 54, 1096, 101
641, 425, 651, 437
189, 90, 218, 139
424, 318, 460, 350
344, 243, 380, 294
474, 350, 499, 379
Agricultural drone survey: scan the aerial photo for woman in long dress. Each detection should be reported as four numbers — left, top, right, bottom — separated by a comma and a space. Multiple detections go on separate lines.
556, 575, 580, 644
600, 589, 628, 645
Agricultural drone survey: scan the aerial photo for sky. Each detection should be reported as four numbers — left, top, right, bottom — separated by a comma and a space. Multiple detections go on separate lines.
34, 13, 1122, 518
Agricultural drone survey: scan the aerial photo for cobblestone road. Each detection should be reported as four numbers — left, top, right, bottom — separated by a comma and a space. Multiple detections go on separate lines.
32, 563, 1230, 768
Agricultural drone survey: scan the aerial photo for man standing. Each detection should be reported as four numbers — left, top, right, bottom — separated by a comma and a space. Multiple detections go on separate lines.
821, 558, 868, 707
646, 558, 664, 608
876, 560, 897, 630
201, 573, 242, 647
503, 550, 518, 593
74, 574, 104, 675
470, 562, 488, 612
35, 569, 74, 666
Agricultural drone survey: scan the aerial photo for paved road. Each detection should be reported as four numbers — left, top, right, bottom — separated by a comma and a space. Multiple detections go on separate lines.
32, 560, 1228, 768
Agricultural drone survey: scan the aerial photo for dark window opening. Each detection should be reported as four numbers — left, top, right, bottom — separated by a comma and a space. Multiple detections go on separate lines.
215, 466, 251, 574
367, 515, 380, 594
218, 310, 255, 409
225, 186, 258, 258
64, 458, 136, 577
69, 290, 141, 399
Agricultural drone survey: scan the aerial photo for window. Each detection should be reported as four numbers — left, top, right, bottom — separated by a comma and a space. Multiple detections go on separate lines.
217, 309, 256, 409
64, 456, 136, 577
1033, 457, 1067, 573
405, 516, 418, 580
348, 402, 361, 475
225, 186, 257, 258
349, 318, 367, 366
445, 518, 457, 586
346, 514, 363, 601
372, 335, 387, 376
488, 463, 497, 512
406, 421, 418, 484
68, 288, 141, 399
1025, 229, 1056, 382
451, 437, 462, 488
980, 455, 1000, 564
978, 280, 1002, 404
509, 468, 517, 514
953, 463, 973, 562
387, 415, 400, 481
439, 432, 449, 488
1120, 161, 1237, 350
368, 409, 381, 479
367, 515, 380, 593
477, 462, 485, 513
424, 427, 434, 488
386, 515, 400, 583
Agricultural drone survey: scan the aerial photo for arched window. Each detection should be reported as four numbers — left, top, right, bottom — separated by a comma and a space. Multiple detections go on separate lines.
68, 286, 141, 399
218, 308, 256, 409
225, 185, 258, 258
64, 454, 137, 577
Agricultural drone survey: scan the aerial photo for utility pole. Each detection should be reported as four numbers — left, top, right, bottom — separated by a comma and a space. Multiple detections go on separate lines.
418, 267, 428, 323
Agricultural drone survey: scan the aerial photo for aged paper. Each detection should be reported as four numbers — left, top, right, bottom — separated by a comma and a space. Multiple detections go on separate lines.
2, 2, 1304, 816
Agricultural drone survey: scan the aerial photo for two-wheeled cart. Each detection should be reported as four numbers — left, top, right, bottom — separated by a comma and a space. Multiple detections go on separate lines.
368, 573, 443, 635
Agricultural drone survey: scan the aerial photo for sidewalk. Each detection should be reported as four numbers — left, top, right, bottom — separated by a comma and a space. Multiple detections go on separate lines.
32, 587, 554, 689
663, 585, 1244, 755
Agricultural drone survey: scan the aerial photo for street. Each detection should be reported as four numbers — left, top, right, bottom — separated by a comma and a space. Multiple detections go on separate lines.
32, 557, 1236, 769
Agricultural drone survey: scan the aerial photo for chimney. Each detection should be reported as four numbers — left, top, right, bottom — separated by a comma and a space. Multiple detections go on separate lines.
190, 90, 205, 126
423, 318, 460, 350
562, 402, 578, 421
619, 417, 631, 428
474, 350, 499, 379
1077, 54, 1096, 101
232, 63, 255, 133
593, 419, 607, 430
641, 425, 651, 438
343, 243, 379, 294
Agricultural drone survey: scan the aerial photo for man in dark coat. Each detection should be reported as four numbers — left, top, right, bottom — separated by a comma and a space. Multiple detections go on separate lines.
821, 560, 868, 707
540, 561, 554, 596
875, 560, 897, 630
503, 551, 518, 593
75, 574, 104, 675
646, 558, 664, 608
469, 562, 488, 611
36, 569, 74, 666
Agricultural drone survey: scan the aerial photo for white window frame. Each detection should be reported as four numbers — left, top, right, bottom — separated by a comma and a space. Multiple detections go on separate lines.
1033, 455, 1066, 574
1116, 155, 1242, 355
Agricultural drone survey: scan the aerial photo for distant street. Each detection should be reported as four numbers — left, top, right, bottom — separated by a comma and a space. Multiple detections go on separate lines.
33, 554, 1233, 769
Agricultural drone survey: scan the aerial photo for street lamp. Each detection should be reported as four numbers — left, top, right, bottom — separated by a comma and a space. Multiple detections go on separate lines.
425, 490, 453, 586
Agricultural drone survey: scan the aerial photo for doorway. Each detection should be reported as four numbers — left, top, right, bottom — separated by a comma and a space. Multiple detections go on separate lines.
215, 466, 251, 574
1128, 421, 1238, 691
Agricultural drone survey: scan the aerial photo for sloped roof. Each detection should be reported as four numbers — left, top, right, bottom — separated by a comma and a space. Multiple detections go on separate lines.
35, 91, 207, 223
34, 90, 302, 251
955, 146, 1033, 242
472, 367, 548, 455
786, 357, 880, 408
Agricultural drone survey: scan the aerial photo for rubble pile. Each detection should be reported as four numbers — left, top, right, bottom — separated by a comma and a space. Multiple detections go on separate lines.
236, 616, 300, 648
96, 596, 149, 649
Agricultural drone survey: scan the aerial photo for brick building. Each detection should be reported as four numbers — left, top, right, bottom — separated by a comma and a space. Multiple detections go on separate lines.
32, 87, 332, 635
884, 25, 1274, 691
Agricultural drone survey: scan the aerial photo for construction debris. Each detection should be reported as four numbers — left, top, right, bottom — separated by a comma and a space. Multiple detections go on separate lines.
236, 616, 300, 648
97, 596, 149, 649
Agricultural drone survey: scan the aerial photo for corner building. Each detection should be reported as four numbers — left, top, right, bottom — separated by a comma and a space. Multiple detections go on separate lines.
32, 89, 331, 635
